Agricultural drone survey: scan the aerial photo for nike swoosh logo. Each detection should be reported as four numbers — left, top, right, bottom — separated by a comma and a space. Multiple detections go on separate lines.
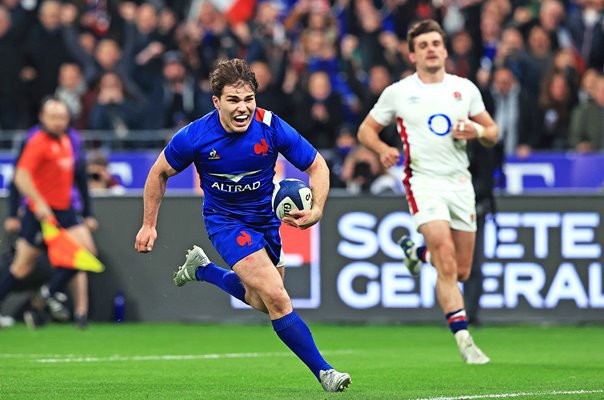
208, 170, 262, 183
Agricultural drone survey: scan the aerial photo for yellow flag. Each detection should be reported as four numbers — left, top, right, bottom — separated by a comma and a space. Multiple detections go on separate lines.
41, 219, 104, 273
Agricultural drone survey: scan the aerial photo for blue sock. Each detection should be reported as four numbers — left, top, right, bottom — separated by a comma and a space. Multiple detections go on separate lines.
446, 308, 468, 333
47, 268, 78, 295
0, 269, 17, 303
272, 311, 332, 380
196, 263, 246, 303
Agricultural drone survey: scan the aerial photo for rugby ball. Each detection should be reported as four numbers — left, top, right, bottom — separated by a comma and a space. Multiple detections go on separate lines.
272, 179, 312, 221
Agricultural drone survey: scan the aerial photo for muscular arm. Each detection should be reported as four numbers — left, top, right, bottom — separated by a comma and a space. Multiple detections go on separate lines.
134, 151, 179, 252
471, 111, 498, 147
357, 115, 400, 169
306, 152, 329, 218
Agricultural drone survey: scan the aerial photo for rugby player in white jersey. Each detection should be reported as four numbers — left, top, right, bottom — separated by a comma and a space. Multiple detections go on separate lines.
357, 19, 498, 364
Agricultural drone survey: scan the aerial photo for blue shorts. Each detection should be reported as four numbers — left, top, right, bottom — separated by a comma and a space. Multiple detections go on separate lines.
205, 214, 283, 268
20, 208, 80, 247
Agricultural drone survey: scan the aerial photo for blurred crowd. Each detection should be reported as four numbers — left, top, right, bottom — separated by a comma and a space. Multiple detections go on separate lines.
0, 0, 603, 191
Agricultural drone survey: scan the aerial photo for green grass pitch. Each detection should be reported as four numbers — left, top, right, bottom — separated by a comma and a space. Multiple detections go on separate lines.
1, 323, 603, 399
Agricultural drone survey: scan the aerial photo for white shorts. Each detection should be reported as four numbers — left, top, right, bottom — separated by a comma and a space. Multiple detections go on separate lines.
405, 175, 477, 232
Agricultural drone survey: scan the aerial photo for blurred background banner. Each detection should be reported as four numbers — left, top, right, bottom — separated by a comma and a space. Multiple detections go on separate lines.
2, 194, 600, 324
1, 151, 604, 193
0, 151, 307, 191
504, 152, 604, 193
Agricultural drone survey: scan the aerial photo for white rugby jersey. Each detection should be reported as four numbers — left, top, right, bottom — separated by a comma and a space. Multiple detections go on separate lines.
370, 73, 485, 182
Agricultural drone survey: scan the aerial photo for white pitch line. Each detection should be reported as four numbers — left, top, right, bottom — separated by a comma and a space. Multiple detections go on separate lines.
0, 353, 73, 359
414, 389, 604, 400
34, 350, 354, 364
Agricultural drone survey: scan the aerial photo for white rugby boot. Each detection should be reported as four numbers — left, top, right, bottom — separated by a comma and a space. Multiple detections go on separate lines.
172, 245, 210, 287
455, 330, 490, 364
397, 235, 422, 276
320, 369, 352, 392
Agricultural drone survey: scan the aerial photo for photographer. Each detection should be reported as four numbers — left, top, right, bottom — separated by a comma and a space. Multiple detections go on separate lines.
340, 145, 399, 195
87, 151, 125, 195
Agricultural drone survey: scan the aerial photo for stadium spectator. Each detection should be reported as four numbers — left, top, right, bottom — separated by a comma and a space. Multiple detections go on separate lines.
534, 70, 577, 150
143, 50, 203, 130
69, 0, 122, 40
122, 2, 164, 107
521, 24, 554, 102
482, 67, 535, 157
22, 0, 71, 125
478, 6, 503, 73
535, 0, 573, 51
340, 145, 399, 195
358, 20, 497, 364
0, 4, 31, 130
89, 72, 143, 137
61, 3, 143, 101
551, 47, 582, 90
446, 30, 479, 80
186, 1, 239, 78
0, 97, 97, 328
350, 0, 390, 71
87, 150, 125, 195
134, 58, 351, 392
245, 0, 289, 63
328, 124, 357, 189
172, 21, 205, 79
569, 75, 604, 152
567, 0, 604, 72
251, 59, 293, 122
343, 60, 401, 149
54, 62, 87, 126
489, 26, 525, 84
294, 70, 343, 149
0, 0, 601, 157
157, 6, 178, 50
578, 67, 600, 103
77, 30, 97, 55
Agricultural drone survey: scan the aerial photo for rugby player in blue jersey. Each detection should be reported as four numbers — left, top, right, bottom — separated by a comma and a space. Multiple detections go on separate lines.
134, 59, 351, 392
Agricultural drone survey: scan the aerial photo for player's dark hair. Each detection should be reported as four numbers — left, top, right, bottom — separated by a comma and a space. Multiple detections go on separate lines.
210, 58, 258, 97
40, 95, 67, 110
407, 19, 447, 53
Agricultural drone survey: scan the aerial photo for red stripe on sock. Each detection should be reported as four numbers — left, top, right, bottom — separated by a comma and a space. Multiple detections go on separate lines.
448, 315, 467, 324
419, 247, 427, 263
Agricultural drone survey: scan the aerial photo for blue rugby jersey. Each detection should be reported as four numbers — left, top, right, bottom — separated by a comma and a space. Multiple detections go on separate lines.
164, 108, 317, 223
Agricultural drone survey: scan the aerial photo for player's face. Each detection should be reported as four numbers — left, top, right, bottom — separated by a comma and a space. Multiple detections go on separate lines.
409, 31, 448, 74
39, 101, 70, 138
213, 84, 256, 133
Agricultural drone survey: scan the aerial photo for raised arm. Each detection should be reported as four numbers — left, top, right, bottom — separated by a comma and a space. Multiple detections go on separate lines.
134, 151, 179, 253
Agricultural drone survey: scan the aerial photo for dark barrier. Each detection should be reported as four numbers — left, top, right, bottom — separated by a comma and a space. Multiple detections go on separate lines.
1, 194, 602, 324
319, 195, 604, 324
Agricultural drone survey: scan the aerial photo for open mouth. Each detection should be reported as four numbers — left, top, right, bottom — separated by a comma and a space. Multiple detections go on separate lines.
233, 115, 249, 126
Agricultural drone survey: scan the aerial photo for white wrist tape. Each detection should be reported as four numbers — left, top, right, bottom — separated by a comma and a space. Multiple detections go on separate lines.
469, 120, 485, 138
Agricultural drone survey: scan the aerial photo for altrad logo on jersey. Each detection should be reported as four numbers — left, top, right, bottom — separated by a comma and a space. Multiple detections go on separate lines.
237, 231, 252, 246
254, 139, 269, 156
211, 181, 261, 192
